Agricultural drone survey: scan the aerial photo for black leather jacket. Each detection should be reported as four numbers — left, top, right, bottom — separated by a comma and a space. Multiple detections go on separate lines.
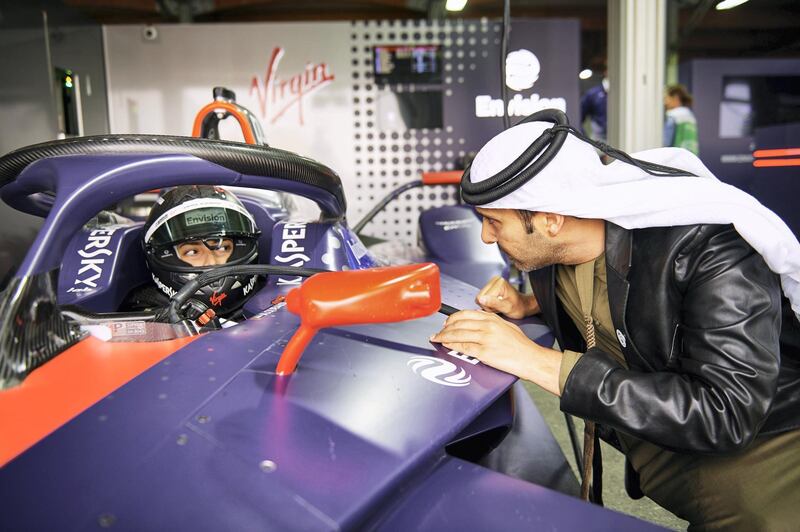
530, 223, 800, 454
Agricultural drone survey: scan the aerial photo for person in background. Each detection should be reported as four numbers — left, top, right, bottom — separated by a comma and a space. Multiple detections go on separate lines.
580, 75, 608, 143
664, 84, 699, 155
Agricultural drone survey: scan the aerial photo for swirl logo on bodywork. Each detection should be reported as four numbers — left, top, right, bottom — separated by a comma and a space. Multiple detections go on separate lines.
407, 356, 472, 387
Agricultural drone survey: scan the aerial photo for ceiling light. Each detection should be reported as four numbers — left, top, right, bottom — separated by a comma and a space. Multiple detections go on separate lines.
715, 0, 749, 10
446, 0, 468, 12
579, 69, 593, 80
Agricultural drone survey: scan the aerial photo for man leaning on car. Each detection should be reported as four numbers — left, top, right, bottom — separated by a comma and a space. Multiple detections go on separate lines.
432, 113, 800, 531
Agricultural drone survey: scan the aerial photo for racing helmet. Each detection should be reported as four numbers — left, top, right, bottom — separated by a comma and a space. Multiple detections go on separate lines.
143, 185, 260, 317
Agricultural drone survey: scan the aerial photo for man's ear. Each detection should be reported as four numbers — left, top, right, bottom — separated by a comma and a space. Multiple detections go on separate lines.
536, 212, 565, 237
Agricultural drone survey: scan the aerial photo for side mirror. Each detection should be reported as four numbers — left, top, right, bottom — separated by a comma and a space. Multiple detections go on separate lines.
276, 263, 441, 375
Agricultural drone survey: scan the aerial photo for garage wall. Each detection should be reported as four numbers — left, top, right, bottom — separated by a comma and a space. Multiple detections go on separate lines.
104, 22, 357, 219
104, 19, 578, 242
0, 3, 110, 283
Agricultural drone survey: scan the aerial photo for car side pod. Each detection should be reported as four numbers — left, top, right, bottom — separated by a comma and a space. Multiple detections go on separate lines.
276, 263, 441, 375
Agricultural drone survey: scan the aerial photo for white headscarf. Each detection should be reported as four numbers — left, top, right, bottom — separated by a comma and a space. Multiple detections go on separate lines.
470, 121, 800, 316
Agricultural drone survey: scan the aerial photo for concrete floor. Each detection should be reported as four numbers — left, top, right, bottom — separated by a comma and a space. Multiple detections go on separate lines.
522, 382, 689, 531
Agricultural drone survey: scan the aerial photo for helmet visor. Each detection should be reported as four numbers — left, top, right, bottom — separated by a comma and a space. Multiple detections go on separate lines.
145, 198, 258, 246
150, 235, 258, 270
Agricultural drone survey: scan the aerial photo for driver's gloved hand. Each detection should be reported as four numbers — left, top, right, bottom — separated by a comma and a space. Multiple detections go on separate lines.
151, 298, 211, 324
182, 298, 211, 321
151, 307, 172, 323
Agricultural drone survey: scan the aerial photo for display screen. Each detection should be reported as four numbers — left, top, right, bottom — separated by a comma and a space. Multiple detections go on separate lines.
719, 75, 800, 138
373, 45, 442, 84
376, 90, 443, 130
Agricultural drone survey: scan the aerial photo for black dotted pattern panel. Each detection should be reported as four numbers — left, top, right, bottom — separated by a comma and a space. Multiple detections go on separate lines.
349, 18, 501, 242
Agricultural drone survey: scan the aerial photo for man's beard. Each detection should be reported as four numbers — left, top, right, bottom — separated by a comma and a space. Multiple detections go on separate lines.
498, 241, 564, 272
509, 255, 543, 272
498, 243, 537, 272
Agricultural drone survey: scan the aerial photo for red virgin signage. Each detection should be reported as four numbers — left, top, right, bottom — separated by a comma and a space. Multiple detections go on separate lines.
250, 47, 335, 126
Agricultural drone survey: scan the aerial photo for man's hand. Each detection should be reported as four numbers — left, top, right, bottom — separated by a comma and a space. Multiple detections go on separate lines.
430, 309, 561, 395
476, 276, 540, 319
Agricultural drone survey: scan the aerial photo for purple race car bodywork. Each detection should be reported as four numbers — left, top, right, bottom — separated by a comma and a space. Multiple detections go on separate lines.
0, 136, 662, 531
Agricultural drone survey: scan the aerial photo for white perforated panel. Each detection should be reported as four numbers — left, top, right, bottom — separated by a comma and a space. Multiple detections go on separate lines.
349, 18, 502, 243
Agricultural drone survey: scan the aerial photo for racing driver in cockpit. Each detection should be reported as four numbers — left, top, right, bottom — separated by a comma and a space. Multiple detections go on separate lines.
122, 185, 262, 323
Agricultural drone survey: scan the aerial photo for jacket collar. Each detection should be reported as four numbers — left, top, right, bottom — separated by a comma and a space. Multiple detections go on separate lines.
603, 221, 652, 369
530, 221, 644, 366
605, 221, 632, 279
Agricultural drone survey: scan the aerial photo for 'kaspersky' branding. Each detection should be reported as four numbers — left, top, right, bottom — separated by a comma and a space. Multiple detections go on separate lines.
185, 210, 227, 227
242, 275, 258, 296
274, 222, 310, 286
153, 272, 177, 297
67, 228, 117, 292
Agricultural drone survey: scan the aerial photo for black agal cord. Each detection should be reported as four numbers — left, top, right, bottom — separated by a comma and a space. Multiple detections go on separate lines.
460, 109, 696, 206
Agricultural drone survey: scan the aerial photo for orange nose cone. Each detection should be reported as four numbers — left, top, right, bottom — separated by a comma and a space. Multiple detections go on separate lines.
276, 263, 441, 375
285, 286, 302, 314
403, 278, 440, 311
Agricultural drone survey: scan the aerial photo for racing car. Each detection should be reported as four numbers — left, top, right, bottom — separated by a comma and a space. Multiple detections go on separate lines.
0, 135, 661, 530
192, 87, 509, 290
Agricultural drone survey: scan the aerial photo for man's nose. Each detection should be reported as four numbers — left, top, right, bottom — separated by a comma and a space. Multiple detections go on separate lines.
480, 220, 496, 244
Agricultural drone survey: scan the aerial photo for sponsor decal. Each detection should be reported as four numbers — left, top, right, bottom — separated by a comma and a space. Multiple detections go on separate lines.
67, 229, 116, 293
434, 218, 475, 232
185, 209, 227, 227
407, 355, 472, 387
445, 349, 480, 365
274, 222, 310, 286
144, 198, 254, 245
242, 275, 258, 296
505, 49, 540, 91
210, 291, 227, 307
342, 230, 377, 268
67, 287, 94, 293
475, 94, 567, 118
349, 236, 368, 260
110, 321, 146, 337
251, 301, 286, 320
250, 47, 335, 126
475, 48, 567, 118
720, 153, 754, 164
153, 272, 177, 297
